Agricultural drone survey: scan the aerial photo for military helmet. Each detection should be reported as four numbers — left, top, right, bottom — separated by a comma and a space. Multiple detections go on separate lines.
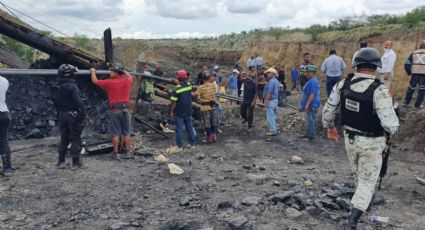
58, 64, 78, 77
109, 63, 125, 73
353, 47, 382, 68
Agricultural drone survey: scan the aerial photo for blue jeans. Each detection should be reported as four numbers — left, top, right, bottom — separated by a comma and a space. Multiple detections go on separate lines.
404, 74, 425, 108
228, 88, 238, 98
216, 103, 223, 127
175, 116, 196, 148
291, 80, 297, 91
306, 108, 317, 139
266, 99, 278, 134
326, 76, 341, 96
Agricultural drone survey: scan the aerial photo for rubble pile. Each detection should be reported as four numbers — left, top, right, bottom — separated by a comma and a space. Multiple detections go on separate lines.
159, 181, 386, 229
6, 75, 109, 140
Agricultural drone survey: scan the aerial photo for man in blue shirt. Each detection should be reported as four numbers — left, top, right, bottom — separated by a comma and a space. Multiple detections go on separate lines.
247, 56, 256, 71
291, 65, 299, 91
264, 68, 279, 136
300, 65, 321, 140
321, 49, 347, 96
228, 69, 239, 103
170, 70, 196, 149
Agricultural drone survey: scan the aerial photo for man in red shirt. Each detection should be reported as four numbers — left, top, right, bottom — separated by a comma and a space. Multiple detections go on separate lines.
90, 63, 133, 160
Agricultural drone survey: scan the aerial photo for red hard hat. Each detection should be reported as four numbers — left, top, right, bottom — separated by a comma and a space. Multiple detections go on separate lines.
177, 70, 188, 79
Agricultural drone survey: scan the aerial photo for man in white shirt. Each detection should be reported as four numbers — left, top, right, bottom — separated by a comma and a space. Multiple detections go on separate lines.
0, 76, 14, 175
377, 41, 397, 88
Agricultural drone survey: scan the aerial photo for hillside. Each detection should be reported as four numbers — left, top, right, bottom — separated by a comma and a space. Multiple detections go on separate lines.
94, 23, 424, 99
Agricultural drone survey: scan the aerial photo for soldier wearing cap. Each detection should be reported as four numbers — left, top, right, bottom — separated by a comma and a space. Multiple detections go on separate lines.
90, 64, 133, 161
299, 65, 320, 140
54, 64, 85, 168
322, 48, 399, 229
404, 39, 425, 109
170, 70, 196, 149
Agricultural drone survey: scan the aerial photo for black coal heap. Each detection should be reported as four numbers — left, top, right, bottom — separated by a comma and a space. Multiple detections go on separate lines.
6, 75, 109, 140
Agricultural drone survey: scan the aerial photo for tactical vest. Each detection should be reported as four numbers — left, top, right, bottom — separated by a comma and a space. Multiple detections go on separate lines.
340, 76, 384, 135
412, 49, 425, 74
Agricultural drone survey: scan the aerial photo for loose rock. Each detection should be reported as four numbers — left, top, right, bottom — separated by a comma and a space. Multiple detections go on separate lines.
270, 191, 294, 203
285, 207, 302, 219
110, 222, 129, 230
168, 163, 184, 175
304, 180, 313, 187
228, 215, 249, 229
290, 155, 304, 164
241, 196, 261, 206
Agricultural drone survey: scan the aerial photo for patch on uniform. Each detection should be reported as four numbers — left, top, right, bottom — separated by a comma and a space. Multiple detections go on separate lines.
345, 99, 360, 112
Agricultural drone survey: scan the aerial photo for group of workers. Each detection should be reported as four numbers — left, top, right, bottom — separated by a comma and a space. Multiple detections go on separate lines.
0, 39, 425, 230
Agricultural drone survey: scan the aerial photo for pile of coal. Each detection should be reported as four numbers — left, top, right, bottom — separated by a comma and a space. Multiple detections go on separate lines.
6, 75, 109, 140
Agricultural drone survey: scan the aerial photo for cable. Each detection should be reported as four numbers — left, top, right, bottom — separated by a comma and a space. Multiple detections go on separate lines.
0, 2, 18, 18
14, 0, 102, 37
0, 1, 71, 37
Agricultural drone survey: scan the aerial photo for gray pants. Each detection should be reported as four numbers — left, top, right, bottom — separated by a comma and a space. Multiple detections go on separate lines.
108, 110, 131, 137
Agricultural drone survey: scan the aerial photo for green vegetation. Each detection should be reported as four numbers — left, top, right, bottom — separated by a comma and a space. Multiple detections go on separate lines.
73, 33, 91, 50
0, 35, 34, 63
227, 5, 425, 41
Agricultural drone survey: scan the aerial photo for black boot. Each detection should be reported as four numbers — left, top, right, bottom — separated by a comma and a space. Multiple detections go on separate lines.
1, 153, 15, 175
72, 157, 83, 168
344, 208, 363, 230
57, 152, 66, 168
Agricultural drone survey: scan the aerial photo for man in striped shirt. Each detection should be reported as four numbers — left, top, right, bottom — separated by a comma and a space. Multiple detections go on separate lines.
193, 71, 217, 143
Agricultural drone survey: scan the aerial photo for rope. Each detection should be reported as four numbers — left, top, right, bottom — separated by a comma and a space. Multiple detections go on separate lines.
0, 1, 71, 38
0, 2, 17, 18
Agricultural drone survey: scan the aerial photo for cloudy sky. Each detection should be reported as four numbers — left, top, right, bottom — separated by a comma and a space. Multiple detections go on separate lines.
1, 0, 421, 39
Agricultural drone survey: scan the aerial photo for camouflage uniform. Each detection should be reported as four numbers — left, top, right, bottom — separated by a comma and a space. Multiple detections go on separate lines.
322, 72, 399, 212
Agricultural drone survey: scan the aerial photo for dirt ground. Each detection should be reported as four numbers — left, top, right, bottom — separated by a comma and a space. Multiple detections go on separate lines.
0, 105, 424, 230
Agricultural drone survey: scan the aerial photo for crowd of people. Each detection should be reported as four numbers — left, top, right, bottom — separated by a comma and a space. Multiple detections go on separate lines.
0, 39, 424, 230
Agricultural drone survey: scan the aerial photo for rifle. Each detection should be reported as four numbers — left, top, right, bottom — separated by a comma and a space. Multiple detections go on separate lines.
378, 142, 391, 190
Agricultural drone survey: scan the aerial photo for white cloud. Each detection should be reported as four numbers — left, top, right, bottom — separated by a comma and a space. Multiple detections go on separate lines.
223, 0, 265, 14
145, 0, 219, 19
1, 0, 422, 38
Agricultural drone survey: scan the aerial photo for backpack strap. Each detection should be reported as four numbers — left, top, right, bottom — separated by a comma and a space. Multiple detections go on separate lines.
365, 78, 382, 96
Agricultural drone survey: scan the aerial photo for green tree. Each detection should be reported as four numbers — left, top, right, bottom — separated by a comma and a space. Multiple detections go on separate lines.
73, 33, 91, 50
402, 6, 425, 25
305, 24, 329, 40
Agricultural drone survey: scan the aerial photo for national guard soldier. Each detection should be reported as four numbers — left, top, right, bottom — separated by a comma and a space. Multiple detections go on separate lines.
404, 39, 425, 109
322, 48, 399, 229
170, 70, 196, 149
52, 64, 85, 168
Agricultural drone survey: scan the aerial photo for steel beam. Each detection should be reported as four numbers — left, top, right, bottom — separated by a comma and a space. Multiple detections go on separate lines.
0, 68, 174, 84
